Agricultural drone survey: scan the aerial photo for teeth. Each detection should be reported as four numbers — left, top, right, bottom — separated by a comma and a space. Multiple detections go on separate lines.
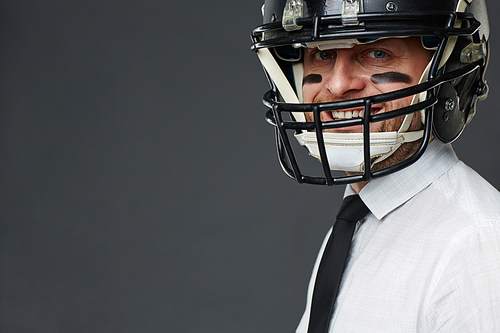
331, 110, 365, 119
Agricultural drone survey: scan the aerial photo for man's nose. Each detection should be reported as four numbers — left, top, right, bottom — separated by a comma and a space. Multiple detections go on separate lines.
325, 52, 366, 98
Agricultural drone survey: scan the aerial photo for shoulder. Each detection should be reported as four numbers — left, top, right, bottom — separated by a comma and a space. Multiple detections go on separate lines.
431, 160, 500, 225
420, 163, 500, 330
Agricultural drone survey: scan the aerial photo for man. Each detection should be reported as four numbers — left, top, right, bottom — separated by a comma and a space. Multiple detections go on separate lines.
251, 0, 500, 332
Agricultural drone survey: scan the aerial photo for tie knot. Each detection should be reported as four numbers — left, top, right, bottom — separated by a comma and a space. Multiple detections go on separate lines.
336, 195, 370, 223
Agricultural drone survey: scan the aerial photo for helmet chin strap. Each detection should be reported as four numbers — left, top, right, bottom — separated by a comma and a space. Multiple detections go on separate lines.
295, 130, 425, 171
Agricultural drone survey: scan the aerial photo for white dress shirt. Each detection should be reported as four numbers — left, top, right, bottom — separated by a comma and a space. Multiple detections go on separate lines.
296, 140, 500, 332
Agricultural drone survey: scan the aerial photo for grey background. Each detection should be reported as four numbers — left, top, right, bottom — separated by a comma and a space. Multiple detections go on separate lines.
1, 1, 499, 332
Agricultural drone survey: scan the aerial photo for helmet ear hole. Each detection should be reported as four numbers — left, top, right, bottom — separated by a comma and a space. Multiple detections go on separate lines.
432, 82, 464, 143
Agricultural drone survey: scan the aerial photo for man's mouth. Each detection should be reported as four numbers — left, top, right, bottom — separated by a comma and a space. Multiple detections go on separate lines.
331, 109, 364, 120
325, 107, 382, 121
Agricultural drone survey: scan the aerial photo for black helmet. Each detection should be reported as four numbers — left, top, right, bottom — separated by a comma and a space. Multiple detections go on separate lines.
251, 0, 489, 185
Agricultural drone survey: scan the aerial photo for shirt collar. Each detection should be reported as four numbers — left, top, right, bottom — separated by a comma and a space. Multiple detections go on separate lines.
344, 140, 459, 220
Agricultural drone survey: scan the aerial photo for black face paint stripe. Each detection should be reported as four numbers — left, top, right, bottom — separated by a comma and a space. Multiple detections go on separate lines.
371, 72, 412, 84
303, 74, 322, 86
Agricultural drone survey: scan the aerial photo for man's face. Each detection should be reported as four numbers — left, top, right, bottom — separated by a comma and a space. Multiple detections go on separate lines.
302, 37, 432, 135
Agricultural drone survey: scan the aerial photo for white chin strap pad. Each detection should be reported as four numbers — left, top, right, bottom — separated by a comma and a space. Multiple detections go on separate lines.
295, 131, 423, 172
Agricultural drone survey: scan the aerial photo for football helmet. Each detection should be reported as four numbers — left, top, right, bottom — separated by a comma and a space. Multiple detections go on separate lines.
251, 0, 489, 185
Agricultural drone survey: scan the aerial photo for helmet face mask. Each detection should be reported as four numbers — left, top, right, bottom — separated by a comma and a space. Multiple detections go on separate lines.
252, 0, 490, 186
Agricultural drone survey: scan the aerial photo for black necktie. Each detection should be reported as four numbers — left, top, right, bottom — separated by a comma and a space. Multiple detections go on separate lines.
308, 195, 370, 333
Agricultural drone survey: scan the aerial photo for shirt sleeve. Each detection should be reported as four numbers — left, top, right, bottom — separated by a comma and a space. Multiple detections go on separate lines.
425, 225, 500, 332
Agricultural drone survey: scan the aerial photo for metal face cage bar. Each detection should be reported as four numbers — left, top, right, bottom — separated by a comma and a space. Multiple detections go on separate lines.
264, 61, 481, 185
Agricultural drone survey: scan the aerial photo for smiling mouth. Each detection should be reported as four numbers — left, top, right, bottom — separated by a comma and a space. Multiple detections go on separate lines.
325, 107, 382, 121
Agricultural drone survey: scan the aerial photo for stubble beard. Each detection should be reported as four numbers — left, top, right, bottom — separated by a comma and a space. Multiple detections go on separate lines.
370, 115, 424, 173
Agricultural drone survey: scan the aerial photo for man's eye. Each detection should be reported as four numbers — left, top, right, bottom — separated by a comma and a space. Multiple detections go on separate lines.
314, 50, 335, 60
367, 50, 387, 59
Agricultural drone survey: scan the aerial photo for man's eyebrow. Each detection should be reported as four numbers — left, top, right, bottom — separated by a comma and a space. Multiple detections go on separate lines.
305, 48, 318, 55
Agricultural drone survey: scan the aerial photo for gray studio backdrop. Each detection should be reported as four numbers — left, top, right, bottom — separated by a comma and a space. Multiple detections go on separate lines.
1, 1, 499, 332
